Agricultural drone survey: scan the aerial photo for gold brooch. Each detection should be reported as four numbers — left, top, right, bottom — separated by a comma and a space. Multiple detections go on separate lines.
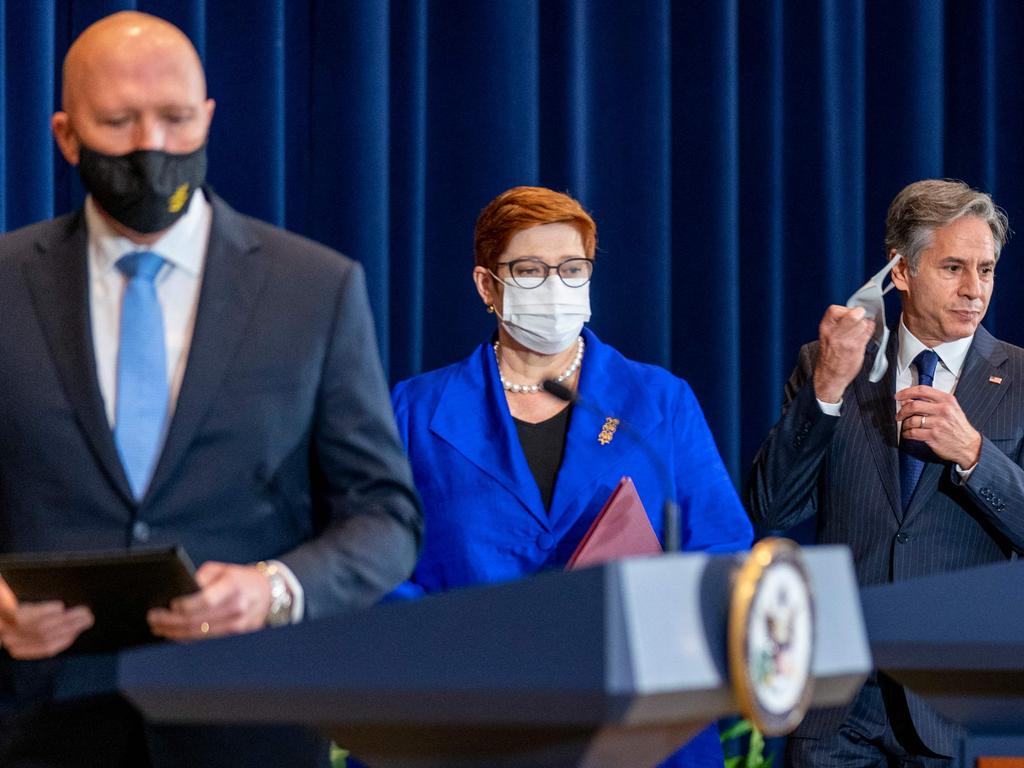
598, 417, 620, 445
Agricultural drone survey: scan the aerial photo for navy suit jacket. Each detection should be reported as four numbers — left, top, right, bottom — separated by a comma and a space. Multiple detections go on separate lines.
748, 325, 1024, 755
0, 193, 422, 711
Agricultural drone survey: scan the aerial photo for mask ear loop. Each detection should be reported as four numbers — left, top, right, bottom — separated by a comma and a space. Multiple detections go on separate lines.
488, 269, 515, 288
879, 251, 905, 297
485, 269, 513, 321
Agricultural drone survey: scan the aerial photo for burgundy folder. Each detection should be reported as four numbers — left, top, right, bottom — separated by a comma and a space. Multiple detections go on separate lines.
567, 476, 663, 569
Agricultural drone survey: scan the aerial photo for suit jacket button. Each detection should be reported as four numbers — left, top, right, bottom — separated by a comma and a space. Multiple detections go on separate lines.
895, 532, 909, 544
536, 532, 556, 551
132, 520, 151, 544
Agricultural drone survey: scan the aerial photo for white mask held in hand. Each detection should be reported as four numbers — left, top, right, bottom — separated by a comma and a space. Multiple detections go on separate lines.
846, 251, 902, 382
492, 274, 591, 354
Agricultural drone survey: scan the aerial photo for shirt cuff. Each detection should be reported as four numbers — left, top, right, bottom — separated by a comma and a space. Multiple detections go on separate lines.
953, 462, 977, 484
268, 559, 305, 623
816, 397, 843, 417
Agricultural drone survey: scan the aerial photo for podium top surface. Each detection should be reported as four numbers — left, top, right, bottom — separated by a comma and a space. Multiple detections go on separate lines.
120, 547, 868, 729
861, 560, 1024, 670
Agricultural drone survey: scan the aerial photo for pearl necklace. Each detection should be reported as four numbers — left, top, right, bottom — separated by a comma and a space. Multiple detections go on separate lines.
494, 336, 585, 394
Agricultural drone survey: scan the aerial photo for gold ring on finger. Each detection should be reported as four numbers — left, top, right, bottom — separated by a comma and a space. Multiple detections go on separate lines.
200, 621, 210, 635
920, 415, 926, 428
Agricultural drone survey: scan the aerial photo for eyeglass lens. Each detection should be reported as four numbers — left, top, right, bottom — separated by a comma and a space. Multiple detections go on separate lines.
504, 258, 593, 288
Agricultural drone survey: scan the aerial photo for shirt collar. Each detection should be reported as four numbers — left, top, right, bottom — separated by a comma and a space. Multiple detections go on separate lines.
897, 316, 974, 379
85, 188, 211, 278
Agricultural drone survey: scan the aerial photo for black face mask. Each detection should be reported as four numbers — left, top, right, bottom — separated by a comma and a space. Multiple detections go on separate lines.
77, 144, 207, 234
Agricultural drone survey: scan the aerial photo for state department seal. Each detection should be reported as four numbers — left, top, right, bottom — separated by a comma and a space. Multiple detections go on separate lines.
728, 537, 815, 736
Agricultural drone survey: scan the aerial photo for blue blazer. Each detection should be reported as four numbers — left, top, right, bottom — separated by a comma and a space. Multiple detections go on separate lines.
391, 328, 752, 767
392, 328, 752, 591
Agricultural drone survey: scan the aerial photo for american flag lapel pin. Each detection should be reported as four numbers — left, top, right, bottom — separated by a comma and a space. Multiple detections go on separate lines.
989, 375, 1003, 385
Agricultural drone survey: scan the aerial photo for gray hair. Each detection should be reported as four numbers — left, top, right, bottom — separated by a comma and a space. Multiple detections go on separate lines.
885, 179, 1010, 273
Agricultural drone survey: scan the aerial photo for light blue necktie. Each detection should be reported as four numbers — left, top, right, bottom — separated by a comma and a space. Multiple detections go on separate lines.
899, 349, 939, 510
114, 251, 169, 500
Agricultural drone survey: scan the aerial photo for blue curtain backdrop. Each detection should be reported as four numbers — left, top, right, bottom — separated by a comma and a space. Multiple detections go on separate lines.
3, 0, 1024, 487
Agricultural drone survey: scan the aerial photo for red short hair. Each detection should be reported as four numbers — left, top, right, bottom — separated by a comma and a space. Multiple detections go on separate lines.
473, 186, 597, 272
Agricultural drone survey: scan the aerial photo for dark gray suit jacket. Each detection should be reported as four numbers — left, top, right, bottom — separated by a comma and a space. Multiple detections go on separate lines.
748, 326, 1024, 756
0, 193, 422, 723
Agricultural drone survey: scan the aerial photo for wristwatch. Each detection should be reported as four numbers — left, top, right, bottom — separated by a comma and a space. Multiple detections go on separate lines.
256, 561, 293, 628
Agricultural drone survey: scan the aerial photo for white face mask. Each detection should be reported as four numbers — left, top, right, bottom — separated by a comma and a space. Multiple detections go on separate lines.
491, 273, 591, 354
846, 251, 902, 382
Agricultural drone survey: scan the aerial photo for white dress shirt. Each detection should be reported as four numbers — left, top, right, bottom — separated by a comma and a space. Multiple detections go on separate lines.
895, 319, 977, 478
86, 190, 305, 621
87, 189, 210, 428
894, 319, 973, 396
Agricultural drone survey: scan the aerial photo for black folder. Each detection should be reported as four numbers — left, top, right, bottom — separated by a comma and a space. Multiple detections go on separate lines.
0, 546, 198, 653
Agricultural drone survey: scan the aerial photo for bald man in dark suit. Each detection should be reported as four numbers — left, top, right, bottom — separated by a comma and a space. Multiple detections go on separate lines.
0, 12, 421, 767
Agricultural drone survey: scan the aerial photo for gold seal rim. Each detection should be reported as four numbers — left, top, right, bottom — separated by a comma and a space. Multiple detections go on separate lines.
727, 536, 817, 736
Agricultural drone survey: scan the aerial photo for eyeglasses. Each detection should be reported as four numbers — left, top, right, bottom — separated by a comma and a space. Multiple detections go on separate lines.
492, 257, 594, 289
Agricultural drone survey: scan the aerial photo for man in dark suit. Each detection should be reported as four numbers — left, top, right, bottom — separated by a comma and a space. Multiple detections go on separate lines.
748, 179, 1024, 767
0, 11, 421, 767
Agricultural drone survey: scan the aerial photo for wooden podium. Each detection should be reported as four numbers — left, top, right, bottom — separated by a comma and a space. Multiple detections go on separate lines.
120, 547, 870, 768
862, 561, 1024, 767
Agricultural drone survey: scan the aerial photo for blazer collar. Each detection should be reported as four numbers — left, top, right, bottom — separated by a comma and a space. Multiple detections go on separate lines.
145, 191, 268, 502
547, 330, 662, 531
851, 331, 902, 522
22, 211, 136, 503
24, 193, 269, 507
428, 329, 663, 532
429, 333, 547, 525
955, 324, 1010, 436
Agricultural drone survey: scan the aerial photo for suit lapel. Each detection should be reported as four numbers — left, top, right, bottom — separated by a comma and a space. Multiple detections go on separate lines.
429, 340, 549, 527
21, 213, 135, 504
852, 333, 903, 523
905, 324, 1009, 520
546, 331, 661, 533
952, 325, 1010, 428
146, 195, 268, 501
430, 331, 663, 534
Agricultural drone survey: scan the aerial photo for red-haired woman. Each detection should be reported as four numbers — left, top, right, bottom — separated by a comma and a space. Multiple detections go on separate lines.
390, 187, 752, 767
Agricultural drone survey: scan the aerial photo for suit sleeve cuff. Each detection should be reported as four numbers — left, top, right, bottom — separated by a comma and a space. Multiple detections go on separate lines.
953, 462, 978, 484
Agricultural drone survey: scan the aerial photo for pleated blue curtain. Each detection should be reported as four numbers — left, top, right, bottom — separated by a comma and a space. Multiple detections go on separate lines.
3, 1, 1024, 483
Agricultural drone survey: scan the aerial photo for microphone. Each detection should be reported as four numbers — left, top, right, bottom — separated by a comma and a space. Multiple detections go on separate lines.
542, 379, 682, 553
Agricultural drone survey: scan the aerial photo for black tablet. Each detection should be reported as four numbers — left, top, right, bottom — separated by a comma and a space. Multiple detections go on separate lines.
0, 546, 199, 653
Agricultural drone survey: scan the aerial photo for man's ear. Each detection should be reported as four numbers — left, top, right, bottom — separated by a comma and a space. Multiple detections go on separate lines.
890, 250, 911, 292
51, 112, 81, 166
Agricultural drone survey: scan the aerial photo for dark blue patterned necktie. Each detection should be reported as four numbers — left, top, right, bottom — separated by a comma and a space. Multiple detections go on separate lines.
899, 349, 939, 510
113, 251, 168, 500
